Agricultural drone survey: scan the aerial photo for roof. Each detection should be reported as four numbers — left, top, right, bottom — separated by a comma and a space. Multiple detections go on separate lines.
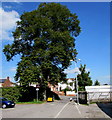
85, 85, 112, 92
0, 79, 7, 83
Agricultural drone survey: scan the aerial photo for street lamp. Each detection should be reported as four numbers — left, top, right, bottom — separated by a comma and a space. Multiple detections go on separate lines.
70, 58, 81, 105
36, 85, 40, 102
36, 88, 39, 102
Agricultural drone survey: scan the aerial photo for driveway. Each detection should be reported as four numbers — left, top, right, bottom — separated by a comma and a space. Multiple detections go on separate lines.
1, 96, 112, 119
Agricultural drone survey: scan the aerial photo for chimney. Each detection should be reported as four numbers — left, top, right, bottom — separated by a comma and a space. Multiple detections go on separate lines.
7, 76, 9, 81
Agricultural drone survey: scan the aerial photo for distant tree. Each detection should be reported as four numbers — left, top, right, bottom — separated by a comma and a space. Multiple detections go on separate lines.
103, 84, 108, 85
94, 80, 100, 86
3, 3, 81, 99
77, 64, 92, 91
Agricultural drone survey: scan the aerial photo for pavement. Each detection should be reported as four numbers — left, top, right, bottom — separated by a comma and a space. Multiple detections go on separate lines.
1, 96, 112, 119
96, 102, 112, 118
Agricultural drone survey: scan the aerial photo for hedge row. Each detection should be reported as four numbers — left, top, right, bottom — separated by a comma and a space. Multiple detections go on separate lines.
1, 87, 21, 102
0, 86, 61, 102
1, 86, 37, 102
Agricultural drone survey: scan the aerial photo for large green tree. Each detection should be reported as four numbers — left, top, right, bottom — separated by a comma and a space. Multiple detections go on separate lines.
77, 64, 92, 91
3, 3, 81, 90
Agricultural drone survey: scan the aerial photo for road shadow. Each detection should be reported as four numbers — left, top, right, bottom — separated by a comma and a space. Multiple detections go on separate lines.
96, 102, 112, 118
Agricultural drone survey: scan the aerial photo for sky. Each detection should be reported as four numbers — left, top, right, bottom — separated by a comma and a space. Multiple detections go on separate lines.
1, 1, 111, 85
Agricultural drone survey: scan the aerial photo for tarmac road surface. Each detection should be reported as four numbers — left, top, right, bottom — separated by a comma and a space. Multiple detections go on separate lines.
1, 96, 112, 119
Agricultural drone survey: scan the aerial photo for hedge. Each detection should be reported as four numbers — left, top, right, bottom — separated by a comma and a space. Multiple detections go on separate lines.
0, 86, 61, 102
1, 86, 37, 102
1, 86, 21, 102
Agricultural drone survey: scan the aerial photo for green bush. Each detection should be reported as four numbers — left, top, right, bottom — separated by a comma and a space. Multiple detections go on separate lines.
63, 87, 72, 91
79, 86, 85, 91
1, 86, 37, 102
19, 86, 36, 102
1, 87, 21, 102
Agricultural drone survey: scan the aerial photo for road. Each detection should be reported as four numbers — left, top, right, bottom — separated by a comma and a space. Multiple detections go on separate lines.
1, 96, 112, 119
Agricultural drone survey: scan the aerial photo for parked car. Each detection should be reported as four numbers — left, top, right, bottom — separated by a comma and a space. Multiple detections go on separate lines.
0, 97, 15, 108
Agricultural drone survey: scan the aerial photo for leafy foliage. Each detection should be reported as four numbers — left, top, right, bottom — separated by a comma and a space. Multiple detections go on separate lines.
3, 3, 81, 89
1, 87, 21, 102
94, 80, 100, 86
1, 86, 38, 102
63, 87, 72, 91
77, 64, 92, 91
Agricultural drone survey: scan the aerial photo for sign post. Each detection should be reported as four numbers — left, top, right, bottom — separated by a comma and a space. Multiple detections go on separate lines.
36, 88, 39, 102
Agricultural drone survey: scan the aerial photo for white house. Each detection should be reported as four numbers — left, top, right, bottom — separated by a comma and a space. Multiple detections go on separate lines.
57, 78, 76, 96
57, 78, 76, 91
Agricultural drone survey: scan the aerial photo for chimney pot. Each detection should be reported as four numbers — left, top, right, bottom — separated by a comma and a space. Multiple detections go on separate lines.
7, 76, 9, 80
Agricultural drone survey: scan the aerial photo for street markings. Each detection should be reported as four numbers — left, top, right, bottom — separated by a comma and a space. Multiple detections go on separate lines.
54, 101, 82, 118
69, 101, 82, 115
2, 108, 15, 111
54, 102, 69, 118
75, 104, 81, 115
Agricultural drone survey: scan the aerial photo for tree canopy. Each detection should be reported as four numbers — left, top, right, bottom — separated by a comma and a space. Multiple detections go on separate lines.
77, 64, 92, 91
3, 3, 81, 87
94, 80, 100, 86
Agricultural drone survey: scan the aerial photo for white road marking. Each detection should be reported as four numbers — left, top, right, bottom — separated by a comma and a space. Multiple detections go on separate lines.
2, 108, 15, 111
49, 103, 54, 105
75, 104, 81, 115
54, 102, 69, 118
74, 102, 77, 105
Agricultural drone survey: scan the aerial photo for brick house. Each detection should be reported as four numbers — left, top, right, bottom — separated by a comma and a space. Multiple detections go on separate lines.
0, 77, 14, 87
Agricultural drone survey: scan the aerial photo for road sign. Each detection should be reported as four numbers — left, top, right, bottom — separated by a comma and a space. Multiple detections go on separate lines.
36, 88, 39, 91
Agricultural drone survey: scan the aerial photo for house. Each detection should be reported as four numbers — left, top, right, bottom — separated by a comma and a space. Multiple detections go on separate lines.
58, 78, 76, 91
16, 78, 76, 96
48, 78, 76, 96
0, 77, 15, 87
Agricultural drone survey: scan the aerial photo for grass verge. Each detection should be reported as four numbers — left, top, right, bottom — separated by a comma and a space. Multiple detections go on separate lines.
16, 101, 45, 104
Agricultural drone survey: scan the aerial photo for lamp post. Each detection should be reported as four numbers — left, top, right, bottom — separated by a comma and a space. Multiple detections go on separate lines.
36, 85, 40, 102
36, 88, 39, 102
70, 58, 81, 105
75, 68, 79, 105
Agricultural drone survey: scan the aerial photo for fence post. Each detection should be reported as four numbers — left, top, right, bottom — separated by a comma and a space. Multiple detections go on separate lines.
87, 92, 90, 105
85, 91, 87, 104
110, 91, 112, 102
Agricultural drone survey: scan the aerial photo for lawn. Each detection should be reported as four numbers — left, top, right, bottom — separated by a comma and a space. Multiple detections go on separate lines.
16, 101, 45, 104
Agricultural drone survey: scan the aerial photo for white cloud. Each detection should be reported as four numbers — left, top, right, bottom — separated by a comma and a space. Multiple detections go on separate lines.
64, 67, 81, 74
0, 7, 20, 41
64, 67, 90, 75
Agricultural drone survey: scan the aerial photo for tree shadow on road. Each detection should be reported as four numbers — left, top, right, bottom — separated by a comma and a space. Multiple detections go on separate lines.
96, 102, 112, 118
